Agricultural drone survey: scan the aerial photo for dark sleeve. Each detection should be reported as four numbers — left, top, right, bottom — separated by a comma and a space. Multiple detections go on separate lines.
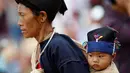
50, 38, 90, 73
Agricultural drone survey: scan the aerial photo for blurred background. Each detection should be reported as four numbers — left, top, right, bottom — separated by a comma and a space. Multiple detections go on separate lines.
0, 0, 130, 73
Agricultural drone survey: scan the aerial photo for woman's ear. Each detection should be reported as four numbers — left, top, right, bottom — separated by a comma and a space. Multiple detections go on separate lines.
39, 11, 47, 23
112, 52, 116, 60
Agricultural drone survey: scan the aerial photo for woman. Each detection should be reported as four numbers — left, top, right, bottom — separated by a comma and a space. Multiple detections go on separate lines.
15, 0, 90, 73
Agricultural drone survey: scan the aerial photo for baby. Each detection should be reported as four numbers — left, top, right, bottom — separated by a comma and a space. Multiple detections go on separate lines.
86, 27, 120, 73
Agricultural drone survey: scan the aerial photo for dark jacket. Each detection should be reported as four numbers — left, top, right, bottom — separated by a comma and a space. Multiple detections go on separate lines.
39, 33, 90, 73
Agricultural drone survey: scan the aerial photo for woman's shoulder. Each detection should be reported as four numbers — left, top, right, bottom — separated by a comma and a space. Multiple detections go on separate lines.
48, 33, 79, 53
50, 33, 71, 46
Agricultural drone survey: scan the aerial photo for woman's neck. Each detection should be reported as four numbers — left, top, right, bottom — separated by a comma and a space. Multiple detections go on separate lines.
35, 22, 53, 43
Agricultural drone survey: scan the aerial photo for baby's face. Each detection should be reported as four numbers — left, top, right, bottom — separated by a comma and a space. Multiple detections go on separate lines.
87, 52, 113, 71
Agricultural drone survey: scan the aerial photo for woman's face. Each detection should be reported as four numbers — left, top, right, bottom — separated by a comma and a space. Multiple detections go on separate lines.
87, 52, 113, 71
17, 4, 41, 38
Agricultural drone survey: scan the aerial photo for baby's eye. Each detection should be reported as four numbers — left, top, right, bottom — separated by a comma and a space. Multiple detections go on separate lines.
99, 55, 104, 58
89, 54, 93, 57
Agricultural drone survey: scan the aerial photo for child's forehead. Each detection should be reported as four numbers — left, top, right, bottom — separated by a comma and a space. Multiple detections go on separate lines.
88, 52, 110, 55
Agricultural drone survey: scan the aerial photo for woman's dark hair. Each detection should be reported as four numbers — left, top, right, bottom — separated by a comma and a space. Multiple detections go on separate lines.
32, 10, 40, 16
31, 9, 54, 22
